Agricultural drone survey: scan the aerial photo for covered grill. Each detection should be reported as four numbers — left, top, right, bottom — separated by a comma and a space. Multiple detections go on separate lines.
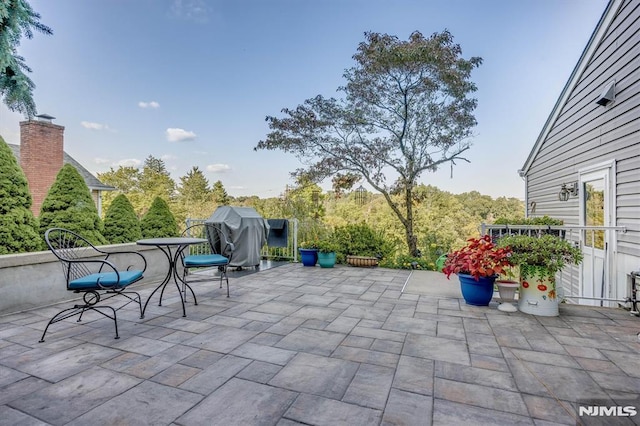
205, 206, 269, 268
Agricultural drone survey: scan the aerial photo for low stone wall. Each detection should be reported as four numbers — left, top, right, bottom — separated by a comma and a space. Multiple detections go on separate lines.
0, 244, 169, 315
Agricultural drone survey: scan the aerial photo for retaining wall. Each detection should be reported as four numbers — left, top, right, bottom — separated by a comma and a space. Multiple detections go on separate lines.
0, 245, 168, 315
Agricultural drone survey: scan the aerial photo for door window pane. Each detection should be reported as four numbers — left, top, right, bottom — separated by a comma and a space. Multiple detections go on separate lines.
584, 180, 604, 249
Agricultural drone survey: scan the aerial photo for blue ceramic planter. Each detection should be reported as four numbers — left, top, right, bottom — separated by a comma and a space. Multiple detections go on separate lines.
317, 251, 336, 268
299, 248, 318, 267
458, 273, 495, 306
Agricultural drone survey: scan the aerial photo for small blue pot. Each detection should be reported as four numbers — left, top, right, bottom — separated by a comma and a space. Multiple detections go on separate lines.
458, 273, 496, 306
299, 248, 318, 267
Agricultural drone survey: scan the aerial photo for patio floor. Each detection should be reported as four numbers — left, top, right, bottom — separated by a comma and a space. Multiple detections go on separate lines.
0, 264, 639, 425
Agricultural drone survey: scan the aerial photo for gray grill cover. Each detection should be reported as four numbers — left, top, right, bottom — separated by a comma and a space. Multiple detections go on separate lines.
205, 206, 269, 267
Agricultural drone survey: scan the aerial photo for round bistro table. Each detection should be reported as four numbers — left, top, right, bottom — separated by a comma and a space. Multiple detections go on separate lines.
137, 237, 208, 317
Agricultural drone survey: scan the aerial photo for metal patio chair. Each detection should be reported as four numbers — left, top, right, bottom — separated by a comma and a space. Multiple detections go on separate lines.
181, 223, 234, 297
41, 228, 146, 342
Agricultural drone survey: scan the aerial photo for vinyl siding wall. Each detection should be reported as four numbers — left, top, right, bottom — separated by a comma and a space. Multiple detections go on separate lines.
526, 0, 640, 257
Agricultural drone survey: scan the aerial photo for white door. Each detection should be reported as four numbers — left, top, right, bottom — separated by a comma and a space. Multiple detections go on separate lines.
579, 164, 613, 307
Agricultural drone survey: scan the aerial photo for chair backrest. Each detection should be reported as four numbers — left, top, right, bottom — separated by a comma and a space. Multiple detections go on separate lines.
207, 224, 234, 261
182, 223, 234, 260
45, 228, 104, 284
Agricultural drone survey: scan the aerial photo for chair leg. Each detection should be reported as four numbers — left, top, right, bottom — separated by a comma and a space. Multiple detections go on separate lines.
39, 304, 119, 342
220, 265, 230, 297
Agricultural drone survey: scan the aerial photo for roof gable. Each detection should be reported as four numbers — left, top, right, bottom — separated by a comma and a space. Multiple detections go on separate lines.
520, 0, 623, 175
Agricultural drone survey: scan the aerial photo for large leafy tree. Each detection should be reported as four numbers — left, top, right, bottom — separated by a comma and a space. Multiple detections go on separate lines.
0, 0, 52, 117
97, 166, 143, 215
0, 135, 41, 253
103, 193, 141, 243
256, 30, 482, 256
39, 164, 107, 245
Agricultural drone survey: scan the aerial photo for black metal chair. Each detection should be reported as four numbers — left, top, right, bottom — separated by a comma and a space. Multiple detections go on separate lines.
41, 228, 146, 342
181, 223, 234, 297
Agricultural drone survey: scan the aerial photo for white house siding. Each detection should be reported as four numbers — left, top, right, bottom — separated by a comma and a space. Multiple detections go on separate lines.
525, 0, 640, 258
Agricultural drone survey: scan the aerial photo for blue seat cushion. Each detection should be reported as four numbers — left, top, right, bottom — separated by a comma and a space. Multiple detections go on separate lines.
69, 270, 144, 290
183, 254, 229, 267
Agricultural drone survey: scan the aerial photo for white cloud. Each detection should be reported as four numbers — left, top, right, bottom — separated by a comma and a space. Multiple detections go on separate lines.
170, 0, 210, 22
94, 157, 110, 165
138, 101, 160, 109
206, 163, 231, 173
166, 128, 196, 142
115, 158, 142, 168
81, 121, 110, 130
161, 154, 177, 161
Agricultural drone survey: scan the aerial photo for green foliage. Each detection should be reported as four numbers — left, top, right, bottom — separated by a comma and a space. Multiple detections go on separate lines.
255, 30, 482, 256
0, 0, 52, 117
380, 254, 434, 271
497, 234, 583, 279
103, 194, 141, 243
494, 215, 562, 225
0, 136, 41, 253
333, 223, 395, 262
39, 164, 107, 245
141, 196, 178, 238
212, 180, 229, 205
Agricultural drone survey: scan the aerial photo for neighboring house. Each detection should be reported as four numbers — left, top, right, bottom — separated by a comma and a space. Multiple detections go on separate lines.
7, 115, 114, 217
519, 0, 639, 306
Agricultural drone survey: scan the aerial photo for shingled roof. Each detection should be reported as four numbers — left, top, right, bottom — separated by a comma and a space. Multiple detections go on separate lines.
8, 143, 115, 191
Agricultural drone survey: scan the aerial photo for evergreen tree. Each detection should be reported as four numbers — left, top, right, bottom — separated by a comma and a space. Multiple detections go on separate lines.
97, 166, 144, 216
0, 0, 52, 117
211, 180, 229, 206
176, 166, 212, 220
39, 164, 107, 245
140, 196, 178, 238
140, 155, 175, 203
0, 136, 41, 253
103, 193, 141, 243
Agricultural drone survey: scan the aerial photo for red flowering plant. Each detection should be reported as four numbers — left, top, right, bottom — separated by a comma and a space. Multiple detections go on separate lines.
442, 235, 513, 281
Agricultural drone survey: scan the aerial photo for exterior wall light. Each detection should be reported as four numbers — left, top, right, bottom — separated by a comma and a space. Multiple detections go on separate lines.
558, 182, 579, 201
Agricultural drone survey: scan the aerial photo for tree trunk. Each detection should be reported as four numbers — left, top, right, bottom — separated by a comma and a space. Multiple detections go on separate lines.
405, 185, 419, 257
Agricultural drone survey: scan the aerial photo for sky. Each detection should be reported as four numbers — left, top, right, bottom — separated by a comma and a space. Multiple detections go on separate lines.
0, 0, 609, 200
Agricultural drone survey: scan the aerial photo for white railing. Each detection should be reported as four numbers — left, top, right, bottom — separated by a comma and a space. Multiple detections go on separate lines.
185, 218, 298, 262
481, 224, 628, 307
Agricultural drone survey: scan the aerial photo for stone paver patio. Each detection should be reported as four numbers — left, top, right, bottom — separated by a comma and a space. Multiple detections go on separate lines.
0, 264, 639, 425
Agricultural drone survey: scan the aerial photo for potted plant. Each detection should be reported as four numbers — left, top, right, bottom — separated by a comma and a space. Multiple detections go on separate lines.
496, 265, 520, 312
316, 235, 339, 268
299, 240, 319, 267
442, 235, 513, 306
334, 223, 393, 267
497, 234, 583, 316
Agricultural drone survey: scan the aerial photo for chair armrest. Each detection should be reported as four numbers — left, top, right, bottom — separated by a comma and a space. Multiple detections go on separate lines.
68, 258, 122, 289
103, 250, 147, 274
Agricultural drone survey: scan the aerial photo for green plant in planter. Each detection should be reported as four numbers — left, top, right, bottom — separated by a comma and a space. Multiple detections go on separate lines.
497, 234, 583, 281
316, 235, 339, 253
333, 223, 394, 263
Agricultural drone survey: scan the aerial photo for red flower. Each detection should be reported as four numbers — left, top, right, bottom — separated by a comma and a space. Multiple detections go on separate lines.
537, 284, 547, 291
522, 281, 529, 288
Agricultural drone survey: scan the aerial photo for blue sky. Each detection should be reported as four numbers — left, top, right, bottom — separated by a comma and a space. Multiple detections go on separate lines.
0, 0, 608, 199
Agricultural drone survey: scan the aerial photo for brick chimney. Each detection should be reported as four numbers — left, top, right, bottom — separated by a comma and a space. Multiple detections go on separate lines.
20, 114, 65, 216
